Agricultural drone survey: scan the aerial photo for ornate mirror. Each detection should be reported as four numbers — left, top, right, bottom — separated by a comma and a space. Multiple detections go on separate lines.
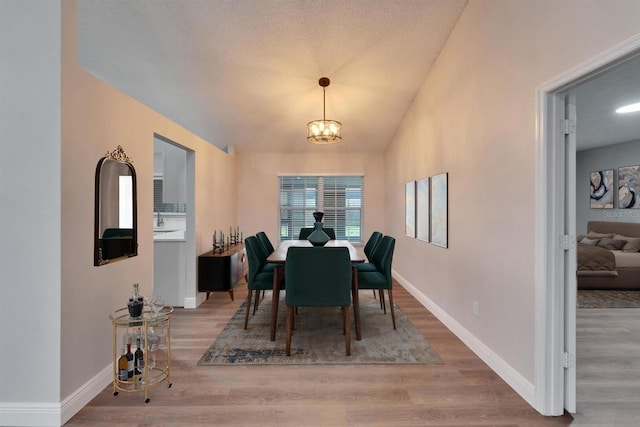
94, 145, 138, 266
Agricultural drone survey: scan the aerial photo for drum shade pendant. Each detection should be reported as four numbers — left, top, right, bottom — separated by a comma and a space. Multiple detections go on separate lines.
307, 77, 342, 144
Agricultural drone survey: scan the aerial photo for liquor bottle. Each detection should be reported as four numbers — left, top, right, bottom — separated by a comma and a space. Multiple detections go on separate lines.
126, 343, 134, 379
131, 283, 144, 303
118, 346, 128, 381
134, 338, 144, 376
128, 284, 144, 318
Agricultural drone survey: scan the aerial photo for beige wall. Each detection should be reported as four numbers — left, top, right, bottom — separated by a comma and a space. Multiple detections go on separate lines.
385, 0, 640, 401
61, 0, 237, 403
237, 151, 385, 245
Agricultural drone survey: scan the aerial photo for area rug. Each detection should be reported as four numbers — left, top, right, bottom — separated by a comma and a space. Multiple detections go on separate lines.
577, 290, 640, 308
198, 293, 442, 365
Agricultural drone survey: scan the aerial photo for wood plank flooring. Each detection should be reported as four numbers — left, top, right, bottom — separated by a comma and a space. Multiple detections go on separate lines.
573, 307, 640, 425
68, 283, 575, 426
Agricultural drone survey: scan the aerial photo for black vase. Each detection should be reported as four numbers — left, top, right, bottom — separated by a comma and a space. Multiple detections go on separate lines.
308, 212, 329, 247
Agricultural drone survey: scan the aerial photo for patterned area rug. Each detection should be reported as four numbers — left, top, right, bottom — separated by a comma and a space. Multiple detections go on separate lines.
198, 293, 442, 365
577, 290, 640, 308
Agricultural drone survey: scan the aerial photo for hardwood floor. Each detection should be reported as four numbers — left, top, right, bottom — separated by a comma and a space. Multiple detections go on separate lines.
69, 283, 574, 426
573, 307, 640, 425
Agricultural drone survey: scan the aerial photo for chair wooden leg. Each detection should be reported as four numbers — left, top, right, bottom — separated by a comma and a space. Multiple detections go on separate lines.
244, 289, 253, 330
253, 290, 260, 314
344, 306, 351, 356
286, 306, 294, 356
387, 289, 396, 330
377, 289, 383, 309
373, 290, 377, 299
380, 289, 387, 314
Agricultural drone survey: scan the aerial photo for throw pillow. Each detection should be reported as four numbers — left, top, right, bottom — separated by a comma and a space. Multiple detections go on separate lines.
587, 231, 615, 239
580, 237, 600, 245
596, 238, 626, 251
623, 238, 640, 253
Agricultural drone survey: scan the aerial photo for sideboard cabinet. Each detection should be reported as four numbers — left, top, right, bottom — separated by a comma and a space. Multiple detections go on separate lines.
197, 243, 245, 300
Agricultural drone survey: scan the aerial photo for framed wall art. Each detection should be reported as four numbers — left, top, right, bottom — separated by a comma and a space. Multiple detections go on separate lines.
416, 177, 430, 242
405, 181, 416, 237
589, 169, 614, 208
618, 165, 640, 209
430, 173, 448, 248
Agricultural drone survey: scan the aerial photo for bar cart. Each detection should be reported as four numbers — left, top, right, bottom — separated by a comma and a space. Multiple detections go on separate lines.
109, 305, 173, 403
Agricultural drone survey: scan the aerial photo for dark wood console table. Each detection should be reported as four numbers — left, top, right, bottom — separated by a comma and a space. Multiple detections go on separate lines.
197, 244, 245, 300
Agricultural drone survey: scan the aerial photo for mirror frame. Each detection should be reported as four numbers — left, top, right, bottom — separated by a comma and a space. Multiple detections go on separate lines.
94, 145, 138, 266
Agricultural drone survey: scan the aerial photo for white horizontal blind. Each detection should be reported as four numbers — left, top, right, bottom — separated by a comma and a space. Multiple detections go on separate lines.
279, 175, 363, 242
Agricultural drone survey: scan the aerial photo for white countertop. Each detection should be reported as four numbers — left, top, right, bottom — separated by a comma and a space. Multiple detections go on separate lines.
153, 229, 186, 241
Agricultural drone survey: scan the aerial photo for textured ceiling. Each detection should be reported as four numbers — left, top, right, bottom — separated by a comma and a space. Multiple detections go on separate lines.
77, 0, 468, 153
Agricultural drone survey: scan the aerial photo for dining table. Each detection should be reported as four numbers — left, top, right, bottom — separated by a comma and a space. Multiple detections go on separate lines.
266, 240, 366, 341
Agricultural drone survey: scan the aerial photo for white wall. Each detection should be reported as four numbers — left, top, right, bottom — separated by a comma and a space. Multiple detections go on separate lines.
236, 151, 385, 246
384, 0, 640, 409
0, 1, 237, 425
0, 0, 62, 416
577, 140, 640, 233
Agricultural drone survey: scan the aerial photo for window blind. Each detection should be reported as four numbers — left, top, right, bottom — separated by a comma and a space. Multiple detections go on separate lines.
279, 175, 363, 242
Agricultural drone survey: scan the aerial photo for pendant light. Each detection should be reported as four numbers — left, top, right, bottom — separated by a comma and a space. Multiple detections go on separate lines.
307, 77, 342, 144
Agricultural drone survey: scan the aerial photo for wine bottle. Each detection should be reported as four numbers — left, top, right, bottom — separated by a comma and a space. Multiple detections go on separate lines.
126, 343, 134, 379
118, 346, 128, 381
134, 338, 144, 376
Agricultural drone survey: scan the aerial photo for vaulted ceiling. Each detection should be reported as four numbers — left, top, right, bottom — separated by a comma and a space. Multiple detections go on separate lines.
77, 0, 468, 153
76, 1, 640, 154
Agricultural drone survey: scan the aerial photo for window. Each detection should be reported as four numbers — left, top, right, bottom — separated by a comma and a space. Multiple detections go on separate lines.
153, 178, 186, 213
279, 175, 363, 242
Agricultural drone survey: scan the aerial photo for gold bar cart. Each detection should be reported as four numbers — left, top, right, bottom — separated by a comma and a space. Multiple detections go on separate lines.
109, 305, 173, 403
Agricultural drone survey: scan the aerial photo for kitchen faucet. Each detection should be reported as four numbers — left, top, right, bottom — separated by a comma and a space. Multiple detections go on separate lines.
156, 208, 164, 227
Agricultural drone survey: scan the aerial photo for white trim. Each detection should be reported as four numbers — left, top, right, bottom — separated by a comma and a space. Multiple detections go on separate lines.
534, 32, 640, 416
393, 270, 535, 408
0, 364, 111, 427
276, 173, 365, 177
183, 296, 198, 309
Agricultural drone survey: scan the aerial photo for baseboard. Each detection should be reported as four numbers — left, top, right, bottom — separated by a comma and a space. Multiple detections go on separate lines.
0, 364, 111, 427
60, 364, 112, 425
392, 270, 536, 409
184, 296, 198, 309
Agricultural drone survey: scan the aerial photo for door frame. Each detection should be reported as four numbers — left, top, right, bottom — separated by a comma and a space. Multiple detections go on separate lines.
534, 34, 640, 416
152, 133, 197, 308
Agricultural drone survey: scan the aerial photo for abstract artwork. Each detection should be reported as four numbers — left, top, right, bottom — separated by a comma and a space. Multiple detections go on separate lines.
430, 173, 448, 248
416, 177, 430, 242
618, 165, 640, 209
590, 169, 613, 208
405, 181, 415, 237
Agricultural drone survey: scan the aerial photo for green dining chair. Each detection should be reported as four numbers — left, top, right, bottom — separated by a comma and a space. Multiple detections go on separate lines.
364, 231, 383, 261
356, 231, 383, 273
284, 246, 353, 356
243, 236, 282, 329
357, 236, 396, 329
256, 231, 275, 255
358, 231, 384, 304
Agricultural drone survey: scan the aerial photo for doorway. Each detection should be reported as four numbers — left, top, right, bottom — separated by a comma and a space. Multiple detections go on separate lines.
152, 134, 196, 308
536, 35, 640, 416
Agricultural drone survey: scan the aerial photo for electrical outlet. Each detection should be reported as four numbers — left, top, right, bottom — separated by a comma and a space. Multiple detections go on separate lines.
473, 301, 479, 316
